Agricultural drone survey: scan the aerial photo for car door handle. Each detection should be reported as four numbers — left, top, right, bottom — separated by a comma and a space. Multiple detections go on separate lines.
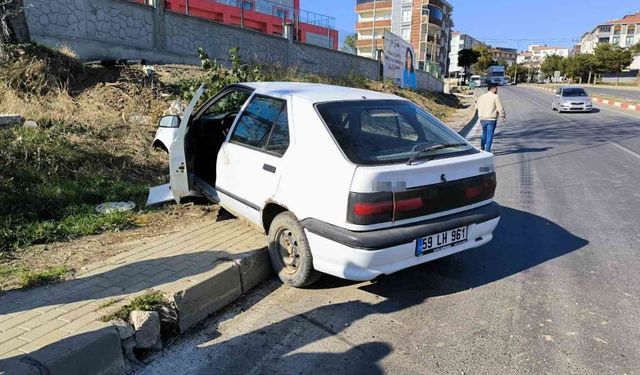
263, 164, 276, 173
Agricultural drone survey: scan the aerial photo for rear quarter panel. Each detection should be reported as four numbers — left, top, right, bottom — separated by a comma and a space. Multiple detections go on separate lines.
272, 97, 357, 226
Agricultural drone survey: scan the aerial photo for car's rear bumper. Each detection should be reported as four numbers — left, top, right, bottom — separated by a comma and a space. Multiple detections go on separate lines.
302, 202, 500, 280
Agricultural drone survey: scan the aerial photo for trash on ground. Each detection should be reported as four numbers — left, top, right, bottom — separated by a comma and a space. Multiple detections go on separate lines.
96, 201, 136, 214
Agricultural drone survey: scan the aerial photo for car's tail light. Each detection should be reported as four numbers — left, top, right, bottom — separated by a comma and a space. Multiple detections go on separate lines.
353, 201, 393, 216
348, 192, 393, 225
395, 197, 423, 213
465, 186, 483, 199
348, 173, 496, 225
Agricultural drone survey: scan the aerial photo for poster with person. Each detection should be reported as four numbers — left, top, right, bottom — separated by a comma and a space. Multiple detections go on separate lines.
383, 30, 417, 89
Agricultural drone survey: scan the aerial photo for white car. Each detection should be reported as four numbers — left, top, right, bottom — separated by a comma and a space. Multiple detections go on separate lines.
551, 87, 593, 113
152, 116, 179, 152
158, 82, 501, 287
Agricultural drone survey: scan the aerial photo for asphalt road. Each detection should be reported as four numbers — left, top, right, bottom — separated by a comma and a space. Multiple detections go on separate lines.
138, 87, 640, 375
582, 86, 640, 102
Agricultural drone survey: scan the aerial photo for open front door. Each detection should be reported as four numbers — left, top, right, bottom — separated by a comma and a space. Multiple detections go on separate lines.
169, 85, 206, 203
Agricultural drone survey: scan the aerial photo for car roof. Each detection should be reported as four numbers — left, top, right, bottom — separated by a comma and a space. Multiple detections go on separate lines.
240, 82, 403, 103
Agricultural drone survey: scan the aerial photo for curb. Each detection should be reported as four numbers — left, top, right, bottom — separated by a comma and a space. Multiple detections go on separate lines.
0, 323, 124, 375
521, 84, 640, 113
0, 248, 272, 375
166, 248, 272, 333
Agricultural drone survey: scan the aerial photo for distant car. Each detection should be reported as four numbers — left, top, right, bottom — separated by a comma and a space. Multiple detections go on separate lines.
551, 87, 593, 113
152, 82, 501, 287
469, 75, 483, 89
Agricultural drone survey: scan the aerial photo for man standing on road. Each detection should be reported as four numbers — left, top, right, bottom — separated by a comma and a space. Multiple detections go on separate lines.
476, 83, 506, 152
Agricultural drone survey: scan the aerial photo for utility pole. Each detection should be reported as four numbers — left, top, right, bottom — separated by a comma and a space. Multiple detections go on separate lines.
514, 40, 519, 84
372, 0, 377, 59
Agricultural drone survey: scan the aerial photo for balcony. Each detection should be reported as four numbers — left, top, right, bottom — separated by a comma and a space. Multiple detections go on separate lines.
356, 0, 392, 12
355, 19, 391, 30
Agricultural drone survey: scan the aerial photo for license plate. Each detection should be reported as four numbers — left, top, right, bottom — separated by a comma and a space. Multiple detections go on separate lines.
415, 226, 468, 256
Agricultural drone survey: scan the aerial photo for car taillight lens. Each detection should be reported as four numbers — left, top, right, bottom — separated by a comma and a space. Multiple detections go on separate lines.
465, 186, 483, 199
353, 201, 393, 216
347, 173, 496, 225
348, 192, 393, 225
395, 197, 423, 213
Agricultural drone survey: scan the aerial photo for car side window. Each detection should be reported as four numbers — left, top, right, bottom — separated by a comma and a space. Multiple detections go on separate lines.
230, 96, 288, 155
204, 90, 252, 116
266, 106, 290, 156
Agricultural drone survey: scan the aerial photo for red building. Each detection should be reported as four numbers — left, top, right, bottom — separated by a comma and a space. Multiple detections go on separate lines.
160, 0, 338, 49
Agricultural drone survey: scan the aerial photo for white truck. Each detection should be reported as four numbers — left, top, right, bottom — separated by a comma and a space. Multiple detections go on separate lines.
487, 65, 506, 86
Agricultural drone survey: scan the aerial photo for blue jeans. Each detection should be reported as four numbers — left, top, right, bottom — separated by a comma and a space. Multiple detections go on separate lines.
480, 120, 497, 152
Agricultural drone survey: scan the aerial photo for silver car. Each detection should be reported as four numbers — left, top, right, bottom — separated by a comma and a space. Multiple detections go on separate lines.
551, 87, 593, 113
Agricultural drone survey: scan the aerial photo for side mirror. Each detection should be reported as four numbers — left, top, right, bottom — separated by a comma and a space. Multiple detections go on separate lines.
158, 115, 180, 128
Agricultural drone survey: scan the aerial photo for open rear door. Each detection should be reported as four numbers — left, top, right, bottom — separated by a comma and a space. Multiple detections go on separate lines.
169, 85, 206, 203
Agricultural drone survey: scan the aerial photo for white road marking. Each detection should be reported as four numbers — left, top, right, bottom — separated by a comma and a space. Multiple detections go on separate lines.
611, 142, 640, 160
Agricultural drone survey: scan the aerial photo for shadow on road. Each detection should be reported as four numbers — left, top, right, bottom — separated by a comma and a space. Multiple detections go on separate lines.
0, 248, 267, 316
142, 206, 588, 374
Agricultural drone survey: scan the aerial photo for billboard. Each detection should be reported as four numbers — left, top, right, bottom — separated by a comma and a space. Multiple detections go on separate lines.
383, 30, 417, 89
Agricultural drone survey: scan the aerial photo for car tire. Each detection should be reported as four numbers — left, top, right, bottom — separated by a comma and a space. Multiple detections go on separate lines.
267, 211, 320, 288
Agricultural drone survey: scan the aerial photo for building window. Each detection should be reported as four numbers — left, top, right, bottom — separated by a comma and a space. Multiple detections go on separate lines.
613, 26, 622, 35
612, 36, 620, 45
598, 37, 609, 43
241, 0, 254, 11
401, 27, 410, 41
402, 8, 411, 23
273, 7, 288, 20
598, 25, 611, 32
626, 35, 635, 46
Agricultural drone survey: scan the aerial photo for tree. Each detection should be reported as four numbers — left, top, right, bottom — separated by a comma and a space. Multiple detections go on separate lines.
594, 43, 633, 85
562, 54, 596, 83
630, 42, 640, 57
457, 48, 480, 84
472, 44, 495, 74
340, 33, 357, 54
0, 0, 31, 59
540, 54, 564, 82
506, 63, 527, 83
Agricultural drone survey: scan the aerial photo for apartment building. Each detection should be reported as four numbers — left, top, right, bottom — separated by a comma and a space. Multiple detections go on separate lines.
491, 47, 517, 65
448, 32, 482, 75
355, 0, 453, 77
578, 11, 640, 69
579, 12, 640, 53
517, 45, 570, 67
162, 0, 339, 49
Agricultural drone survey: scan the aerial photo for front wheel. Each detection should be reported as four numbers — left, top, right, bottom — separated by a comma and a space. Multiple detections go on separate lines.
267, 211, 320, 288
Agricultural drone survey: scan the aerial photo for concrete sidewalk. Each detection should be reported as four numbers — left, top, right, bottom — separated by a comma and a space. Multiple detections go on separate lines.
0, 217, 269, 374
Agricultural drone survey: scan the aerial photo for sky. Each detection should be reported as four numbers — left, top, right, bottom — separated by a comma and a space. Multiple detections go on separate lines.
303, 0, 640, 51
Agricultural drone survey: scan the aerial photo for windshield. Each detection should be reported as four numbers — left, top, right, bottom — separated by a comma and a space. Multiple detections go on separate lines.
491, 72, 504, 77
316, 100, 474, 165
562, 88, 588, 97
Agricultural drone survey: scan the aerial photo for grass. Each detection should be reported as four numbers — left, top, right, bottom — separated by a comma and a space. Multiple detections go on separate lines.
0, 264, 70, 289
0, 45, 169, 257
100, 291, 170, 322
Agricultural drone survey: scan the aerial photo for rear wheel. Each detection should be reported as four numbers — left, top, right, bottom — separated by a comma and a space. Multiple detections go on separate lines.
267, 211, 320, 288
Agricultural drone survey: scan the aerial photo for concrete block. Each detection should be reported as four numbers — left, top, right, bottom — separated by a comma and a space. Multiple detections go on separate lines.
169, 261, 242, 333
233, 248, 273, 293
2, 323, 124, 375
0, 115, 24, 126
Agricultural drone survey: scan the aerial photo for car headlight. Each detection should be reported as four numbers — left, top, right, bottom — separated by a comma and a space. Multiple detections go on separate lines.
585, 100, 592, 106
561, 101, 571, 106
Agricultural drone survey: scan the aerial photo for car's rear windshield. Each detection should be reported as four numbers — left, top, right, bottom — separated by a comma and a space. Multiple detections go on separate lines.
562, 88, 587, 97
316, 100, 474, 165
